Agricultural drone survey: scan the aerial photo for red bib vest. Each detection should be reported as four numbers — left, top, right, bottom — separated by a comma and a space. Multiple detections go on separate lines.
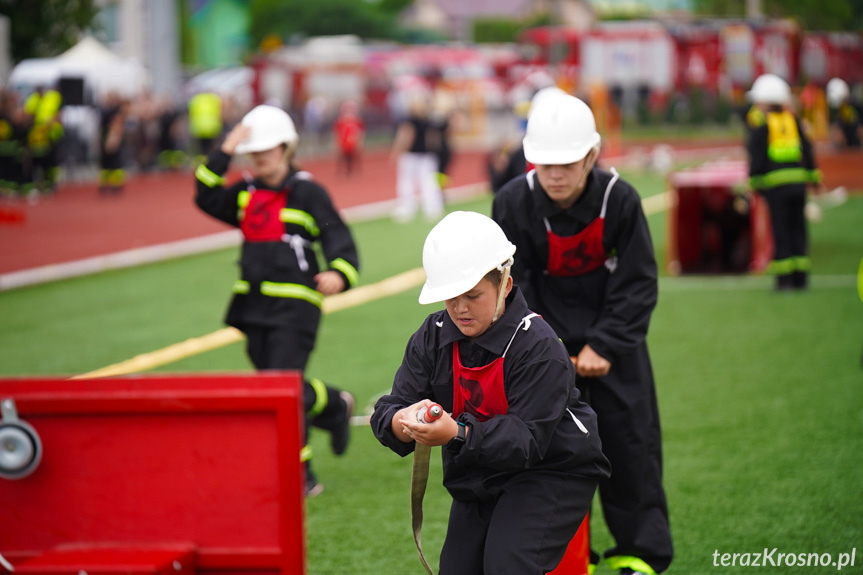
240, 186, 288, 242
452, 313, 539, 422
528, 169, 619, 277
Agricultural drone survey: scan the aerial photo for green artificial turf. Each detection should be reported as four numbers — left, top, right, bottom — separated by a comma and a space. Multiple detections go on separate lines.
1, 175, 861, 575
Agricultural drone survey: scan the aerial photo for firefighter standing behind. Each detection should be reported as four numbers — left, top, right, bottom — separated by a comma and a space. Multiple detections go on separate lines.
188, 91, 223, 165
23, 86, 63, 195
492, 93, 672, 575
98, 93, 129, 196
746, 74, 823, 291
825, 77, 862, 149
194, 105, 358, 497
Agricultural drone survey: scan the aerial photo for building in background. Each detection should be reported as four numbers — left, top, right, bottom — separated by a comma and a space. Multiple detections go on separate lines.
93, 0, 181, 97
185, 0, 250, 69
400, 0, 596, 42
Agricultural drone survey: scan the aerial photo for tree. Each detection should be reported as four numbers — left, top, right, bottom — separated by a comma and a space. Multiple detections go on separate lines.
0, 0, 100, 63
691, 0, 862, 31
248, 0, 399, 47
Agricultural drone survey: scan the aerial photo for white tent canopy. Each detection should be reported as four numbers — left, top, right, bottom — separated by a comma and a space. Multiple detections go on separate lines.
8, 36, 148, 100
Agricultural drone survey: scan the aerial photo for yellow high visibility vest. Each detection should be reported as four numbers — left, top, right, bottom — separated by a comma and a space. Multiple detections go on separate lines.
189, 92, 223, 139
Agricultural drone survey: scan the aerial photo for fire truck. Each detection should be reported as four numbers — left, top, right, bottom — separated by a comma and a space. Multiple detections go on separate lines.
512, 20, 863, 102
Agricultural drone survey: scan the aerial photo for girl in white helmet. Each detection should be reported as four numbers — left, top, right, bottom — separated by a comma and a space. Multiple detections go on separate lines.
194, 104, 358, 497
492, 94, 673, 575
371, 211, 609, 574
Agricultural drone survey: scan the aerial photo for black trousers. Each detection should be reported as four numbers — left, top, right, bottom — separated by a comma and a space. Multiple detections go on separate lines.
244, 325, 347, 434
576, 343, 673, 574
439, 472, 597, 575
762, 185, 808, 288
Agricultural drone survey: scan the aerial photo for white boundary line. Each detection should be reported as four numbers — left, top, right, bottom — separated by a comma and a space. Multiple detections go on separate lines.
0, 183, 489, 292
0, 230, 242, 291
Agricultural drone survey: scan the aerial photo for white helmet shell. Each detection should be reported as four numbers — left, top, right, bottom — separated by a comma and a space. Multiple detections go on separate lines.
419, 211, 516, 304
826, 77, 850, 107
749, 74, 791, 105
235, 105, 299, 154
527, 86, 567, 117
523, 94, 601, 165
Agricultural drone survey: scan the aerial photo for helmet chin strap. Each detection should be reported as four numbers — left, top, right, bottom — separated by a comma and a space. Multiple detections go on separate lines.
576, 146, 600, 192
492, 257, 514, 323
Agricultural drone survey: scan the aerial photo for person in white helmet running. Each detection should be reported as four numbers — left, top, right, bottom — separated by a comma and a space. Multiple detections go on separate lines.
492, 94, 673, 575
371, 211, 609, 574
194, 104, 358, 497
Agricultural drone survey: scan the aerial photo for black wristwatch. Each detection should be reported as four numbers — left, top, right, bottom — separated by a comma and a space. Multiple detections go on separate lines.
446, 422, 467, 454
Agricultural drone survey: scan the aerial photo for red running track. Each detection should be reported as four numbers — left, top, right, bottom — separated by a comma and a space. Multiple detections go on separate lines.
0, 148, 492, 276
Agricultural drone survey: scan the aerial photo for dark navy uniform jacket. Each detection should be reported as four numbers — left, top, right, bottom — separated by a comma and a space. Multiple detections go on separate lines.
371, 287, 610, 502
492, 168, 657, 363
195, 149, 359, 332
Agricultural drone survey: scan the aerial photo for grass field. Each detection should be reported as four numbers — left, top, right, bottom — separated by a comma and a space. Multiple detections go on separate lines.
1, 168, 862, 575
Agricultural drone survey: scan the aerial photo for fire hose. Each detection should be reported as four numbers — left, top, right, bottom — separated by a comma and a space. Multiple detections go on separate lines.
410, 404, 443, 575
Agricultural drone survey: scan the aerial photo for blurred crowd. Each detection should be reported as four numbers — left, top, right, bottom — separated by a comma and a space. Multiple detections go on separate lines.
1, 68, 860, 204
0, 86, 251, 200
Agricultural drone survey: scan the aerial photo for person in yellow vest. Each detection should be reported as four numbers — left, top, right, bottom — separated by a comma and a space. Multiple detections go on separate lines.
826, 77, 862, 149
746, 74, 824, 291
188, 91, 223, 165
23, 86, 64, 194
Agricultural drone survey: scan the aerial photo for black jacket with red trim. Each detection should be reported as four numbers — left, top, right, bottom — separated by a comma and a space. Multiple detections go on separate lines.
491, 168, 657, 364
371, 288, 610, 502
195, 149, 359, 329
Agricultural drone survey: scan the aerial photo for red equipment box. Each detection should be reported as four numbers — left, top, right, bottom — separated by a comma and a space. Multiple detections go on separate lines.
667, 160, 773, 275
0, 372, 305, 575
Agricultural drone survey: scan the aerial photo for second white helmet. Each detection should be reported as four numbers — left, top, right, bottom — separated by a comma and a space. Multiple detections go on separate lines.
235, 105, 299, 154
826, 77, 850, 107
749, 74, 792, 106
523, 94, 601, 165
419, 211, 516, 304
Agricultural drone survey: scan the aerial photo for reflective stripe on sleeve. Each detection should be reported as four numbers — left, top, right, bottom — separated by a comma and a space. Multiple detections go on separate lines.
330, 258, 359, 287
195, 164, 225, 188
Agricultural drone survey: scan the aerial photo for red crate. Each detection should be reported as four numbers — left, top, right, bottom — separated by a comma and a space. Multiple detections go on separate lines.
667, 161, 773, 274
0, 372, 305, 575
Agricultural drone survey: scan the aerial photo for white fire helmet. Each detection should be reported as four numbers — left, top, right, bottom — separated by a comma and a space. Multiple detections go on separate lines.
419, 211, 516, 305
527, 86, 567, 117
235, 105, 299, 155
523, 94, 601, 165
748, 74, 791, 106
826, 77, 850, 108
